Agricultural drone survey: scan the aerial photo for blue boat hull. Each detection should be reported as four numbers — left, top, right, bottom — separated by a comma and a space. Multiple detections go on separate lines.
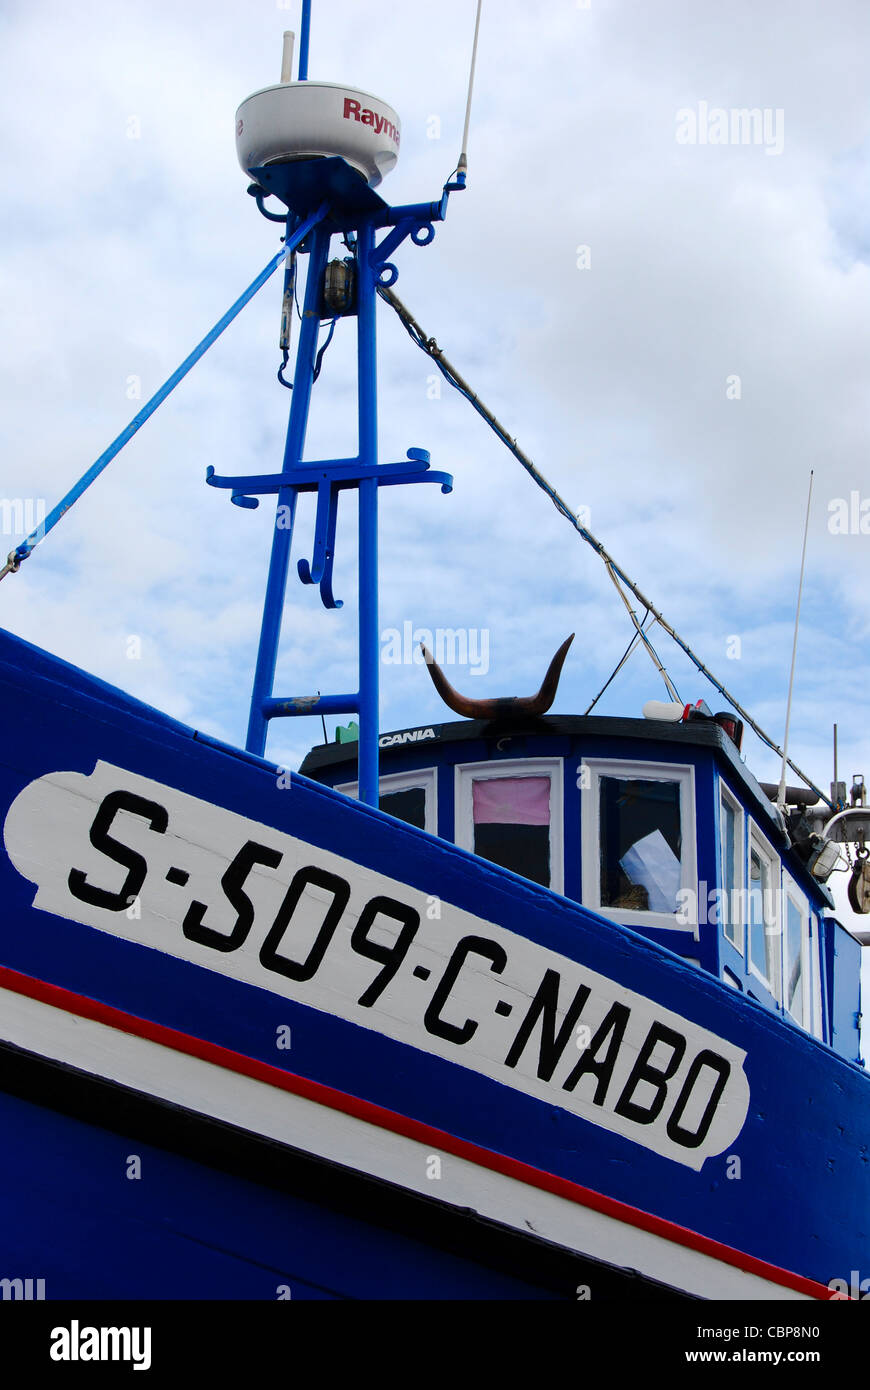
0, 627, 866, 1300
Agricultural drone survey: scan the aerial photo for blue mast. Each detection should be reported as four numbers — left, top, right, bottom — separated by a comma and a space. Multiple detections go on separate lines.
356, 219, 382, 806
209, 3, 463, 804
298, 0, 312, 81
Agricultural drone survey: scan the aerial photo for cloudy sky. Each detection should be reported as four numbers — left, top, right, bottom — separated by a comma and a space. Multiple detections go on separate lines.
1, 0, 869, 1003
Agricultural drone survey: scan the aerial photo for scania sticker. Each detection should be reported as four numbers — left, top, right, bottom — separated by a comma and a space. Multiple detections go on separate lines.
4, 764, 750, 1169
379, 728, 437, 749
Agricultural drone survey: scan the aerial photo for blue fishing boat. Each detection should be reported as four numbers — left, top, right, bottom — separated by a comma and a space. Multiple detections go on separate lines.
1, 3, 868, 1303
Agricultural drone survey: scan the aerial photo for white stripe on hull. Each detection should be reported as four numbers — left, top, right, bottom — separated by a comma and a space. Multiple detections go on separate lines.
0, 986, 812, 1301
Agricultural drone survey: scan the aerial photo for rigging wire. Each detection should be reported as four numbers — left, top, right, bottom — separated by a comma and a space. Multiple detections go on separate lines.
312, 318, 338, 382
777, 470, 814, 807
0, 203, 330, 581
605, 562, 680, 703
377, 283, 832, 808
584, 618, 648, 716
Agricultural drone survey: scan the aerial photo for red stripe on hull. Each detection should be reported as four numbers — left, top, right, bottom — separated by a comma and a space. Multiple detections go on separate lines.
0, 963, 834, 1300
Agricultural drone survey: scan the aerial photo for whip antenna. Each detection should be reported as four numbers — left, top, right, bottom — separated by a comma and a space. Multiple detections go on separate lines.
777, 470, 815, 809
458, 0, 484, 176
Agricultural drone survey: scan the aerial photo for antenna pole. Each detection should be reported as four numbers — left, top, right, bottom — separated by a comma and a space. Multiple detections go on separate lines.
298, 0, 312, 80
281, 32, 295, 84
834, 722, 838, 788
777, 470, 814, 808
458, 0, 483, 175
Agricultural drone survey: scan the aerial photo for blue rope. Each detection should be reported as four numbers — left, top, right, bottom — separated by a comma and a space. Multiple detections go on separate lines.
8, 202, 329, 570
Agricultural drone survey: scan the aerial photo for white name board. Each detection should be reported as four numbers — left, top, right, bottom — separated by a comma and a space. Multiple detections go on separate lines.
4, 764, 750, 1170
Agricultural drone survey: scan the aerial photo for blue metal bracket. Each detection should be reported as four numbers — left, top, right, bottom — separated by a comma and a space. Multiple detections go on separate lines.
207, 449, 452, 611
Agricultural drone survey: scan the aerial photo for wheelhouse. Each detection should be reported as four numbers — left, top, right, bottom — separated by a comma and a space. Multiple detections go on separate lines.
301, 712, 862, 1064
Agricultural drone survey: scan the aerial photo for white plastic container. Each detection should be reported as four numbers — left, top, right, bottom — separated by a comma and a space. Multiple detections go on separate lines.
236, 81, 401, 188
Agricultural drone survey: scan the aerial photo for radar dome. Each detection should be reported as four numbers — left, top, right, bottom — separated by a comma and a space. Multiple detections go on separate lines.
236, 81, 401, 189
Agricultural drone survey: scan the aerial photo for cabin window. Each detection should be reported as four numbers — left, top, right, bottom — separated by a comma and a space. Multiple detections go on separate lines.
599, 777, 681, 910
382, 786, 426, 829
455, 760, 563, 892
783, 887, 807, 1025
747, 830, 780, 996
581, 760, 697, 931
337, 769, 437, 834
719, 786, 744, 950
781, 876, 824, 1038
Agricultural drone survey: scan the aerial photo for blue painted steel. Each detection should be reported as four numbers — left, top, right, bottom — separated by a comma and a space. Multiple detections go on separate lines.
0, 1091, 562, 1299
297, 474, 345, 603
253, 190, 290, 224
263, 693, 359, 719
242, 218, 452, 762
298, 0, 312, 81
251, 158, 389, 227
0, 627, 868, 1293
206, 454, 452, 502
828, 919, 862, 1056
373, 196, 451, 230
11, 207, 328, 568
238, 172, 458, 795
357, 220, 380, 806
246, 220, 334, 758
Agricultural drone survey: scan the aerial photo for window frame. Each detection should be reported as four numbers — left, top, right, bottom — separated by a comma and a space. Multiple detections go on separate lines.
580, 758, 698, 935
781, 872, 813, 1031
719, 782, 745, 953
454, 758, 564, 894
809, 912, 825, 1041
336, 767, 438, 835
746, 823, 781, 999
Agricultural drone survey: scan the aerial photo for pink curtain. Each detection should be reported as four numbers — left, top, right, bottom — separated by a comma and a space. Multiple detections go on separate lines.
473, 777, 550, 827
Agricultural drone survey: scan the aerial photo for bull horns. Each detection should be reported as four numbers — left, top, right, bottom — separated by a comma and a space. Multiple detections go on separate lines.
420, 634, 575, 721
